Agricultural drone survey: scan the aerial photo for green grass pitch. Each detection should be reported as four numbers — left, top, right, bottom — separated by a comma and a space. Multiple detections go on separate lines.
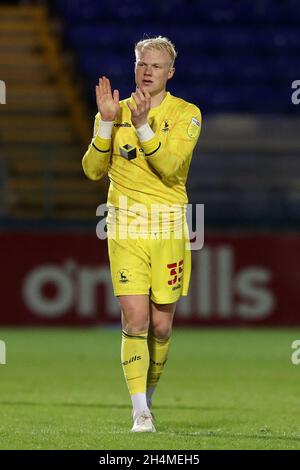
0, 328, 300, 450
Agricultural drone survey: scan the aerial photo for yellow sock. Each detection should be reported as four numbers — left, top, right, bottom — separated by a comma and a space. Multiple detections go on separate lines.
121, 330, 149, 395
147, 334, 171, 392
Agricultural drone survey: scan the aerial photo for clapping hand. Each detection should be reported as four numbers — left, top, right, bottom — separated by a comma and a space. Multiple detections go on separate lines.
127, 87, 151, 128
96, 76, 120, 121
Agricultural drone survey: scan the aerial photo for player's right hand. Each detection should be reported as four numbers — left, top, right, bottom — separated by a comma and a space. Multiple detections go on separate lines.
96, 76, 120, 121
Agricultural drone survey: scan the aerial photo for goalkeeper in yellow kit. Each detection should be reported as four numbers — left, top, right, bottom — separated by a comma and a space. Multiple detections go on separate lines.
82, 36, 201, 432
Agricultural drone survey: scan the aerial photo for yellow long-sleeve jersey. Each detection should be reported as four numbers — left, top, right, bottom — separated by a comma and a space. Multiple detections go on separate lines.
82, 91, 201, 232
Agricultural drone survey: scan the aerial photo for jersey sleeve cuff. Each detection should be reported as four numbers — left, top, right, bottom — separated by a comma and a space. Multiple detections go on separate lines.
136, 123, 155, 142
97, 120, 114, 139
92, 135, 111, 153
141, 134, 161, 157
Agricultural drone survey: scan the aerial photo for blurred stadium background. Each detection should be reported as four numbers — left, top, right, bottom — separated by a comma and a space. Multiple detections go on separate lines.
1, 0, 300, 450
0, 0, 300, 327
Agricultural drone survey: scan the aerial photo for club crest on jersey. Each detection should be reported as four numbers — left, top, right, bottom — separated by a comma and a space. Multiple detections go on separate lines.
120, 144, 137, 160
187, 117, 201, 138
161, 119, 172, 132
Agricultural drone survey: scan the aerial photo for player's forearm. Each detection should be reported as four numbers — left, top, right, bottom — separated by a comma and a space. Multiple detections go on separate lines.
145, 140, 189, 185
137, 114, 201, 185
137, 126, 189, 185
82, 135, 111, 181
136, 124, 175, 184
82, 120, 113, 181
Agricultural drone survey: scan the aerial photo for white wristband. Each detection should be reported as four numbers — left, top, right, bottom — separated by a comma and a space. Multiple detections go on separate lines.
136, 123, 155, 142
97, 120, 114, 139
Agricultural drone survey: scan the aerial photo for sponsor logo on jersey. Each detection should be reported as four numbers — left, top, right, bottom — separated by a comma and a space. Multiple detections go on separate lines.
114, 121, 132, 127
119, 144, 137, 160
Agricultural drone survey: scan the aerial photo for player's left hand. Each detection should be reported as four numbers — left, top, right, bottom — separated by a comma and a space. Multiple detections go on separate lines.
127, 87, 151, 128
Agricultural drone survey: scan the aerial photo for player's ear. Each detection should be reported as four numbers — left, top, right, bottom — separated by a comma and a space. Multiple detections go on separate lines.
168, 67, 175, 79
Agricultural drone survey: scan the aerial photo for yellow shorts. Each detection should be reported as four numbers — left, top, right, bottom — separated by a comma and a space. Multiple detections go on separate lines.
107, 229, 191, 304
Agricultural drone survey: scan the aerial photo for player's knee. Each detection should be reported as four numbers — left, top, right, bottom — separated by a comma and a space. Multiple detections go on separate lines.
119, 296, 149, 334
122, 317, 149, 335
151, 324, 172, 340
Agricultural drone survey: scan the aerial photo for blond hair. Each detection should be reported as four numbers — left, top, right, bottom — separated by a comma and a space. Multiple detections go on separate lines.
135, 36, 177, 66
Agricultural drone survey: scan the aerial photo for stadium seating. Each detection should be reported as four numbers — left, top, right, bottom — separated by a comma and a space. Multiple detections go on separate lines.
0, 5, 107, 219
54, 0, 300, 114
